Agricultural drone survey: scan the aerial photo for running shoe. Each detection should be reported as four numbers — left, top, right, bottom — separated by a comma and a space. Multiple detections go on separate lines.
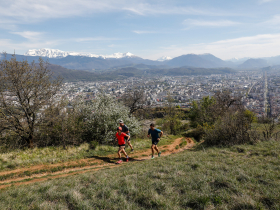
151, 156, 155, 159
126, 157, 129, 162
131, 149, 134, 152
116, 160, 123, 164
158, 152, 161, 157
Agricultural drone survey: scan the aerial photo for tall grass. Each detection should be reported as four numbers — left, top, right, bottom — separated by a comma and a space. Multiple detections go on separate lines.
0, 140, 279, 209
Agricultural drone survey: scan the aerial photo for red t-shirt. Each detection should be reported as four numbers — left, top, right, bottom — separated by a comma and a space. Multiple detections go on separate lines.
115, 132, 127, 145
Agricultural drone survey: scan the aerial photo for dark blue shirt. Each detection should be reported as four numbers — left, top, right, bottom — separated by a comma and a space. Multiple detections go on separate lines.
121, 124, 129, 133
148, 128, 161, 141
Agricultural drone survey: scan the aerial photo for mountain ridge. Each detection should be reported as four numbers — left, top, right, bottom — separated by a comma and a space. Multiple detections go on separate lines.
25, 48, 136, 59
2, 49, 280, 70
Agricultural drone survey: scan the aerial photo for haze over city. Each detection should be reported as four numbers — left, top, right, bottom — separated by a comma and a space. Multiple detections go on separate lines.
1, 0, 280, 60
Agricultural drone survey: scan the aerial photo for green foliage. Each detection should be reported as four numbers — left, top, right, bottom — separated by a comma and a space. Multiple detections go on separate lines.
188, 96, 216, 127
160, 115, 183, 135
185, 126, 205, 141
1, 94, 141, 150
89, 141, 99, 150
80, 94, 141, 144
203, 111, 255, 146
188, 92, 258, 146
243, 109, 257, 123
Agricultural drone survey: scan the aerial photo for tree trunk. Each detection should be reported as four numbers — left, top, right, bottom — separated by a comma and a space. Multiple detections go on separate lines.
27, 134, 34, 148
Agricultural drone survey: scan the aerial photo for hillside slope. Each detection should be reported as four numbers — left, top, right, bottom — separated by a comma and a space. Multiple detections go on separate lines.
0, 140, 279, 209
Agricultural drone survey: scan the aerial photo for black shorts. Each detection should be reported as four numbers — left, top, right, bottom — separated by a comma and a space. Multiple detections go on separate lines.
125, 133, 131, 141
152, 140, 159, 145
118, 144, 125, 151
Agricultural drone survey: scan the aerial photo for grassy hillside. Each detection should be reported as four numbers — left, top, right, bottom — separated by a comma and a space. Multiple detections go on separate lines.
0, 140, 279, 209
0, 136, 176, 171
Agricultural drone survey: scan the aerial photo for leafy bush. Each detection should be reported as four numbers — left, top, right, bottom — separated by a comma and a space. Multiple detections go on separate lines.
203, 111, 256, 146
79, 94, 141, 144
185, 126, 204, 141
89, 141, 99, 150
189, 91, 258, 146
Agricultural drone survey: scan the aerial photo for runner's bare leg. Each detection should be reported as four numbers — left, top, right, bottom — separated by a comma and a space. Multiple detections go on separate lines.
151, 145, 155, 156
128, 141, 133, 150
154, 145, 159, 154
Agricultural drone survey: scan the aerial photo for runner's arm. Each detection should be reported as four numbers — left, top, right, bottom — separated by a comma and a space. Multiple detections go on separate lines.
157, 131, 163, 141
126, 134, 130, 140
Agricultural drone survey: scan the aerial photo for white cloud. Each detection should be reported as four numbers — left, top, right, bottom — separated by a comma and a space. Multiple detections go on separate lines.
0, 0, 120, 24
123, 4, 237, 17
148, 33, 280, 60
123, 7, 145, 16
184, 19, 240, 27
259, 0, 275, 4
75, 37, 119, 42
133, 30, 156, 34
0, 0, 240, 26
263, 14, 280, 26
11, 31, 44, 40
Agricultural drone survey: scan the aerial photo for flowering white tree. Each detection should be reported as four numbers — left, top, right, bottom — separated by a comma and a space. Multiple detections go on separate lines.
80, 94, 141, 144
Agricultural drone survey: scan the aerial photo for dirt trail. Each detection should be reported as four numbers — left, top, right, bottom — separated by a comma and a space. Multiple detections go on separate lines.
0, 137, 194, 190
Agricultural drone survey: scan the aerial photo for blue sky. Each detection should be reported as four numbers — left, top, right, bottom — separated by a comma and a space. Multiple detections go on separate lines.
1, 0, 280, 60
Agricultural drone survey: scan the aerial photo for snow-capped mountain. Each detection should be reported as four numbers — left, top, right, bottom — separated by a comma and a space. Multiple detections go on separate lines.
157, 56, 172, 61
24, 48, 136, 59
226, 57, 251, 63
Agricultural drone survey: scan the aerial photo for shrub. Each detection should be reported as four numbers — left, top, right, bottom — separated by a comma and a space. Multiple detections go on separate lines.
185, 126, 204, 141
89, 141, 99, 150
203, 111, 256, 146
79, 94, 141, 144
189, 91, 258, 146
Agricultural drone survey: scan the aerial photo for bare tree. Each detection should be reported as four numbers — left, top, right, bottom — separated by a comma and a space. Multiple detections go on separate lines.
0, 54, 62, 148
123, 89, 146, 114
213, 90, 243, 115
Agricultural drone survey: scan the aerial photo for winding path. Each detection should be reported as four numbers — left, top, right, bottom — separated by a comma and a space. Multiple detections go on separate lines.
0, 137, 194, 190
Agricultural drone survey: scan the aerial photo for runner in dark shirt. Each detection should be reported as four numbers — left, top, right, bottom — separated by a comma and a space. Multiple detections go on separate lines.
119, 120, 134, 152
147, 123, 163, 159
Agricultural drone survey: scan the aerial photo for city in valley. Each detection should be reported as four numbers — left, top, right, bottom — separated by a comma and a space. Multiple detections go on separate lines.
59, 69, 280, 118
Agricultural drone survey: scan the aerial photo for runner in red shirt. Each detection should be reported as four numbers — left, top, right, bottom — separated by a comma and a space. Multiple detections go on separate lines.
115, 127, 130, 164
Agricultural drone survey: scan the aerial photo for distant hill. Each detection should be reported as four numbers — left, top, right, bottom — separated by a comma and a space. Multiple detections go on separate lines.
46, 64, 236, 82
1, 52, 234, 70
5, 50, 280, 70
47, 64, 98, 81
266, 55, 280, 66
165, 54, 232, 68
238, 59, 269, 69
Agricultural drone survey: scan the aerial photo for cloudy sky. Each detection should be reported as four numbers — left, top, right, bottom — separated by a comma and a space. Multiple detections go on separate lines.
0, 0, 280, 60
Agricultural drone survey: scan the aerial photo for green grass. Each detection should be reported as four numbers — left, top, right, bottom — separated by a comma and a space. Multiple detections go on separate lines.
179, 138, 188, 148
0, 140, 280, 209
0, 135, 178, 172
